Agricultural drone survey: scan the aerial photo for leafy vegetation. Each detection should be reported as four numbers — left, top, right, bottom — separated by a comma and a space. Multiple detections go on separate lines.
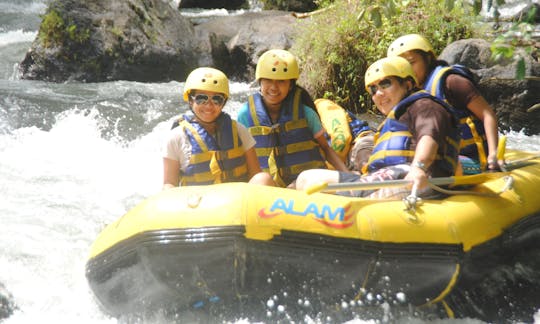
291, 0, 477, 113
38, 9, 90, 49
490, 5, 538, 80
38, 10, 65, 48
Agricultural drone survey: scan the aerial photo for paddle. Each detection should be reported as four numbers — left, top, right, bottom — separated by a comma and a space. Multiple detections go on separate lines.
305, 172, 509, 194
497, 135, 506, 162
503, 152, 540, 170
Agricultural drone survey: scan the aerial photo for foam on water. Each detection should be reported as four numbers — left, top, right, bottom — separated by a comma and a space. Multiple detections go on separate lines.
0, 30, 37, 47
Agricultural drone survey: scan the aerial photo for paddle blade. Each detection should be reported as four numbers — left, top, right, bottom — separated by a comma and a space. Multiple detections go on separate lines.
305, 181, 329, 195
497, 135, 507, 161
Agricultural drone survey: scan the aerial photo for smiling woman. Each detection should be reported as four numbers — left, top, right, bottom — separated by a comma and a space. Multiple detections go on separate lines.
236, 49, 350, 188
296, 56, 461, 200
162, 67, 275, 188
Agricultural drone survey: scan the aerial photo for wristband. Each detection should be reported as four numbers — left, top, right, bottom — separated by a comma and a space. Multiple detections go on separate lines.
412, 161, 428, 172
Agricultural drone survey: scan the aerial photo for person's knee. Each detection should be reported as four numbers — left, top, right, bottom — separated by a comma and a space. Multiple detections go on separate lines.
294, 172, 307, 191
295, 170, 317, 191
350, 134, 374, 171
249, 172, 276, 186
296, 169, 336, 191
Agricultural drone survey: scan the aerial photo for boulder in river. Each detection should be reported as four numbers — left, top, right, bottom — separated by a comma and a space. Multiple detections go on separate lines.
19, 0, 199, 82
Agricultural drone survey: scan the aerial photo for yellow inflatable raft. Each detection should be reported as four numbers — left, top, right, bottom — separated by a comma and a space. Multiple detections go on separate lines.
86, 150, 540, 322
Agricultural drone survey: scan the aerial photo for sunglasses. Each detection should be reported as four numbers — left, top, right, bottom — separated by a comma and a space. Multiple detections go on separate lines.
191, 94, 226, 106
368, 78, 393, 96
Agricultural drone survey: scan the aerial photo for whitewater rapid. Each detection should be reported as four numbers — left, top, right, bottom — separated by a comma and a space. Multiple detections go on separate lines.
1, 0, 539, 322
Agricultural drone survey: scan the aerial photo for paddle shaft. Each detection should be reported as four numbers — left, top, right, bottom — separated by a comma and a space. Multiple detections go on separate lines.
307, 152, 537, 194
309, 172, 509, 194
321, 177, 462, 192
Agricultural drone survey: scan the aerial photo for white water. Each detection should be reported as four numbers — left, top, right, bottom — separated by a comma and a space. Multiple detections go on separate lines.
0, 0, 539, 323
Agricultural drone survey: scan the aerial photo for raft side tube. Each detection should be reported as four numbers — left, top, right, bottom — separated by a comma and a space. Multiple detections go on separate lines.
86, 226, 463, 316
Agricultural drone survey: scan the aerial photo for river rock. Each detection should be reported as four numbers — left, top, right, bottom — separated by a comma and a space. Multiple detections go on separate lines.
193, 10, 296, 81
0, 282, 15, 320
496, 1, 540, 23
19, 0, 199, 82
178, 0, 249, 10
440, 38, 540, 135
258, 0, 317, 12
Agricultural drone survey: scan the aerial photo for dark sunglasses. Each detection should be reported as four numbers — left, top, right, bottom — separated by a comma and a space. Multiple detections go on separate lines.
368, 78, 393, 96
191, 94, 226, 106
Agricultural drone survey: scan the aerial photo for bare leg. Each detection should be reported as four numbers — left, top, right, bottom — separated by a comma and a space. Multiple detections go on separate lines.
295, 169, 341, 191
248, 172, 276, 186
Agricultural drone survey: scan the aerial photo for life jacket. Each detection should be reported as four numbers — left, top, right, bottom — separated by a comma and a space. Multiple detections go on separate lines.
244, 88, 327, 186
365, 91, 460, 175
424, 64, 489, 169
178, 113, 248, 186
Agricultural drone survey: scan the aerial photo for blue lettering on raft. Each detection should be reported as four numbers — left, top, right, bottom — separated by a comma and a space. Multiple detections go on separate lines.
269, 198, 345, 221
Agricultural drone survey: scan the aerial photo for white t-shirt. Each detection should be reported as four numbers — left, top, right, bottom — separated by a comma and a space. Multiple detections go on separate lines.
163, 120, 256, 172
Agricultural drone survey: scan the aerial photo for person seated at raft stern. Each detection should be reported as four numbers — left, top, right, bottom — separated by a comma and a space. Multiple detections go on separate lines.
162, 67, 276, 189
295, 57, 461, 199
236, 49, 349, 188
387, 34, 501, 174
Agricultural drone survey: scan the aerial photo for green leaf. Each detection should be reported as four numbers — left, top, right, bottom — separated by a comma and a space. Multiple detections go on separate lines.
386, 0, 397, 16
516, 57, 526, 80
525, 5, 538, 23
445, 0, 454, 11
356, 8, 366, 21
370, 8, 382, 27
491, 43, 514, 59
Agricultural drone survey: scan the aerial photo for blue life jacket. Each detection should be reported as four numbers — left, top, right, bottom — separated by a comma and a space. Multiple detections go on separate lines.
424, 64, 489, 169
366, 91, 460, 175
348, 110, 373, 139
244, 89, 326, 186
179, 113, 248, 186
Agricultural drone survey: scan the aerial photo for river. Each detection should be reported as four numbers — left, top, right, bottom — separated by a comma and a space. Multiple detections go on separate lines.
1, 0, 539, 323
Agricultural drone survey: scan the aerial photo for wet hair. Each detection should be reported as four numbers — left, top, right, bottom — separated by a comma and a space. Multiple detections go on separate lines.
393, 76, 419, 97
412, 49, 450, 73
297, 85, 316, 110
394, 76, 417, 89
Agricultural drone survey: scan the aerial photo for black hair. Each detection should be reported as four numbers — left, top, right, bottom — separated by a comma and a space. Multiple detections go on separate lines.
394, 76, 418, 97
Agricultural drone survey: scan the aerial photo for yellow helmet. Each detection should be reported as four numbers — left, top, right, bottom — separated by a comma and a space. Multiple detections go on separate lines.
386, 34, 435, 57
364, 56, 417, 91
255, 49, 300, 81
183, 67, 229, 101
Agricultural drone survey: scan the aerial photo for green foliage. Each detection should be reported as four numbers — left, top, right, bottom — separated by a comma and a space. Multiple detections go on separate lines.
38, 9, 90, 49
291, 0, 476, 113
490, 5, 538, 80
38, 10, 65, 48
